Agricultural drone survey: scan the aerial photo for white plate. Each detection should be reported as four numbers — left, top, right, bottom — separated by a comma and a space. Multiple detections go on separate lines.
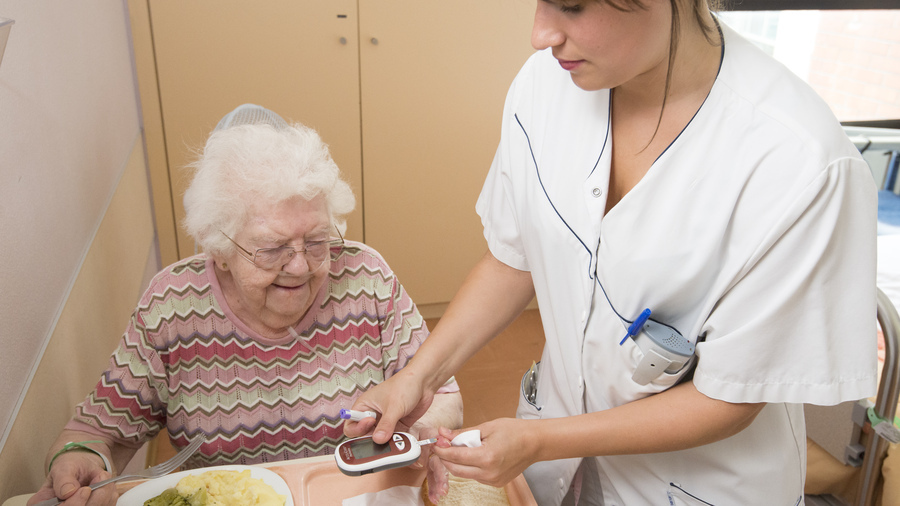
117, 465, 294, 506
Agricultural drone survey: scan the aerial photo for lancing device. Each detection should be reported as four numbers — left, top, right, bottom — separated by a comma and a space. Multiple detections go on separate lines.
340, 409, 378, 422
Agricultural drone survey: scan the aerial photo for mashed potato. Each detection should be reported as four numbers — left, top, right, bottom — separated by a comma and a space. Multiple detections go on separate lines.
173, 469, 285, 506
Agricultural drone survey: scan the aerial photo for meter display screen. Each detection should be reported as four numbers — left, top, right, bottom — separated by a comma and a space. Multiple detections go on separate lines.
349, 439, 392, 459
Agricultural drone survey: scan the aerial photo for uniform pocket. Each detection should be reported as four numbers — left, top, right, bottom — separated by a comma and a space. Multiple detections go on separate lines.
666, 482, 716, 506
516, 361, 542, 419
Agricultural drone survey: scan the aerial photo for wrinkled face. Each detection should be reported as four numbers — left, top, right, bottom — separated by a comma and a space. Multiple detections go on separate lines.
531, 0, 672, 91
218, 196, 332, 336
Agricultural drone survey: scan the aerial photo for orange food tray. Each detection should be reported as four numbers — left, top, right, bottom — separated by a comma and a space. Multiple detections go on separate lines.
264, 455, 537, 505
115, 455, 537, 505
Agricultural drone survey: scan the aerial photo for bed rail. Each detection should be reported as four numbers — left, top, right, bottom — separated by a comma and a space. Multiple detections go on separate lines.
856, 288, 900, 506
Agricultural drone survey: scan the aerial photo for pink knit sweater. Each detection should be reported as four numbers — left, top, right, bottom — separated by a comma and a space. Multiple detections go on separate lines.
67, 240, 457, 468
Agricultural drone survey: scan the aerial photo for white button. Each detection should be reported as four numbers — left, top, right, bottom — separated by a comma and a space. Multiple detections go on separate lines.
558, 478, 566, 489
592, 188, 602, 197
578, 375, 584, 388
581, 311, 586, 321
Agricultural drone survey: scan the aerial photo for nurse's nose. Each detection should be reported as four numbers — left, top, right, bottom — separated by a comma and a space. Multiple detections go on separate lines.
531, 3, 566, 50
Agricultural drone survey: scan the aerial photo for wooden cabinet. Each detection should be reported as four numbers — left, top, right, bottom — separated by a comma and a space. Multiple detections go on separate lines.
131, 0, 536, 309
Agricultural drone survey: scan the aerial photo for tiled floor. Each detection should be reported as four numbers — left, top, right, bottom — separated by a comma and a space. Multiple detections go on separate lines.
149, 309, 546, 464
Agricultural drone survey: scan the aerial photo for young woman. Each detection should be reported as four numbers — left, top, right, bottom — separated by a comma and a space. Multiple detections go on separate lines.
347, 1, 877, 504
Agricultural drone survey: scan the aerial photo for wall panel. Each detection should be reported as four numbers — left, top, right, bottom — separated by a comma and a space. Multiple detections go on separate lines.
0, 137, 157, 500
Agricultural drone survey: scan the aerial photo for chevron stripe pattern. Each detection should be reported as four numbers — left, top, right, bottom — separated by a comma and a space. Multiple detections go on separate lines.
67, 241, 446, 468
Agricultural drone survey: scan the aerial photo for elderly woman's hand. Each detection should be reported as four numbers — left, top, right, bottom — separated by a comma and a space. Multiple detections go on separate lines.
405, 425, 451, 503
27, 452, 117, 506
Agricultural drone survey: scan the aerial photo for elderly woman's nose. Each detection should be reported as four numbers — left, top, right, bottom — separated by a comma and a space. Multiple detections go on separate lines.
531, 3, 566, 50
282, 250, 312, 274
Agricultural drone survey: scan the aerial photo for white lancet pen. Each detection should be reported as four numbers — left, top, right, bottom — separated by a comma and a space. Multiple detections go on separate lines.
339, 409, 377, 422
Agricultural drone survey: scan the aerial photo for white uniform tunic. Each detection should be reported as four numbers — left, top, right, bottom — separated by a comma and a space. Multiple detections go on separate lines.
476, 22, 878, 505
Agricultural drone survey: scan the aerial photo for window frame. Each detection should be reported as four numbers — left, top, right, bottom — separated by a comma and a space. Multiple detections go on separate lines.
722, 0, 900, 126
726, 0, 898, 11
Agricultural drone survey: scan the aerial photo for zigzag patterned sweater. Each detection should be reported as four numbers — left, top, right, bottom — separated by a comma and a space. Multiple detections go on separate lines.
67, 241, 457, 468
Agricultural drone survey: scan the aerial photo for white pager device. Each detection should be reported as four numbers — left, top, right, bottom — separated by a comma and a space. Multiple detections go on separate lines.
632, 319, 695, 385
335, 432, 421, 476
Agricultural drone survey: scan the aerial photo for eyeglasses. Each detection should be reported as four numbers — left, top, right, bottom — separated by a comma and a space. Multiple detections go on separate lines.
221, 226, 344, 272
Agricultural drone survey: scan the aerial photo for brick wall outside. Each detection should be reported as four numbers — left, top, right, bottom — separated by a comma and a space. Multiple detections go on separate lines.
807, 11, 900, 121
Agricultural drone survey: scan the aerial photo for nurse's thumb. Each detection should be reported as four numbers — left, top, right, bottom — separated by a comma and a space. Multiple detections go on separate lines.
372, 414, 400, 444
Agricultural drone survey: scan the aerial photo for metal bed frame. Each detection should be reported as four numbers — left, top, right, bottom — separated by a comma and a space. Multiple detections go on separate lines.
856, 289, 900, 505
807, 288, 900, 506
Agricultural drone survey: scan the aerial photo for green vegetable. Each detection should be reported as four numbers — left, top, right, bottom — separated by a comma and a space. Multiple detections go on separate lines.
142, 487, 201, 506
188, 488, 209, 506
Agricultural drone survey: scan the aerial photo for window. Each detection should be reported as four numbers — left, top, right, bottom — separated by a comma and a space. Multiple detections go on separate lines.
719, 5, 900, 123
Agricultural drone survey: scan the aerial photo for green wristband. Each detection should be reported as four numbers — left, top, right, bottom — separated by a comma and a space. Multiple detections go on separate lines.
48, 440, 111, 473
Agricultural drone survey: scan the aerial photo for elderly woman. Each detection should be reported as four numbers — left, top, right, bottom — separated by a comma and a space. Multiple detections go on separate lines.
30, 105, 463, 506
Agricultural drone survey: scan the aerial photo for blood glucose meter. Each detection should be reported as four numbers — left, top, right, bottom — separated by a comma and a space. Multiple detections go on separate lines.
335, 432, 422, 476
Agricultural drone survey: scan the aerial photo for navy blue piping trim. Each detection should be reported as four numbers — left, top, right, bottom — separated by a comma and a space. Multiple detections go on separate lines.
587, 93, 612, 178
514, 113, 595, 280
651, 16, 726, 166
595, 275, 630, 324
668, 483, 716, 505
514, 112, 633, 326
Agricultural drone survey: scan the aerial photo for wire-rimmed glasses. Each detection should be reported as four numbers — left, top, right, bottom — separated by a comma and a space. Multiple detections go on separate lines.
221, 226, 344, 272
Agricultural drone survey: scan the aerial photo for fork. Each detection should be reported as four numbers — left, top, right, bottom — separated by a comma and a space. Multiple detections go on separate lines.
34, 436, 204, 506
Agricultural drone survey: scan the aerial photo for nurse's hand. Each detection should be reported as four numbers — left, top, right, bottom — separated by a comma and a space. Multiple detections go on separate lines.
343, 368, 436, 444
27, 452, 117, 506
432, 419, 538, 488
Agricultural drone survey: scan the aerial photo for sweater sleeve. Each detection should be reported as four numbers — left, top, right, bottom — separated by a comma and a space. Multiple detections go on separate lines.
66, 296, 169, 447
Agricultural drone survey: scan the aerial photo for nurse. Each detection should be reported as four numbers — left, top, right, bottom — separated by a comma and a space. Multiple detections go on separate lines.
346, 0, 878, 504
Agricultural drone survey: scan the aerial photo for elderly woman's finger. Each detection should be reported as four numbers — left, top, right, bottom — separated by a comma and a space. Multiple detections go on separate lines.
26, 486, 58, 505
85, 485, 118, 506
426, 452, 450, 504
54, 486, 90, 506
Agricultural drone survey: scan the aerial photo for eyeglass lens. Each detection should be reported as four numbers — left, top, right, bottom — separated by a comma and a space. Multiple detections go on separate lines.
253, 241, 334, 271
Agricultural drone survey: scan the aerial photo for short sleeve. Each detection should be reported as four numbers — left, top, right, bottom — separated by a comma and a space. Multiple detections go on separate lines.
694, 157, 879, 405
476, 66, 531, 272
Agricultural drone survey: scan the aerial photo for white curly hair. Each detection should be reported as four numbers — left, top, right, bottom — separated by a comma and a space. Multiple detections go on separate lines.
182, 117, 355, 257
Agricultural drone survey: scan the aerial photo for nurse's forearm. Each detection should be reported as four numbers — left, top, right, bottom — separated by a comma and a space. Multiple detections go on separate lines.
531, 381, 764, 460
412, 251, 535, 392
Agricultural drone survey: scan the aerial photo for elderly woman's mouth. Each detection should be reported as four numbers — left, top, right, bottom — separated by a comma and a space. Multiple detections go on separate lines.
273, 282, 305, 290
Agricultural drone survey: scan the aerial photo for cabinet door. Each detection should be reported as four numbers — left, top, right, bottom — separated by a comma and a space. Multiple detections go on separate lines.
149, 0, 363, 257
359, 0, 536, 306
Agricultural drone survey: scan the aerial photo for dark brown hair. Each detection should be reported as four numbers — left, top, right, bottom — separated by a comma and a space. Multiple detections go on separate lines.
604, 0, 723, 147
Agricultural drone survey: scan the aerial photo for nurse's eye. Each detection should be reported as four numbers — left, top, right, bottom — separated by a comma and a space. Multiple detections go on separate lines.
540, 0, 584, 14
557, 0, 585, 13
